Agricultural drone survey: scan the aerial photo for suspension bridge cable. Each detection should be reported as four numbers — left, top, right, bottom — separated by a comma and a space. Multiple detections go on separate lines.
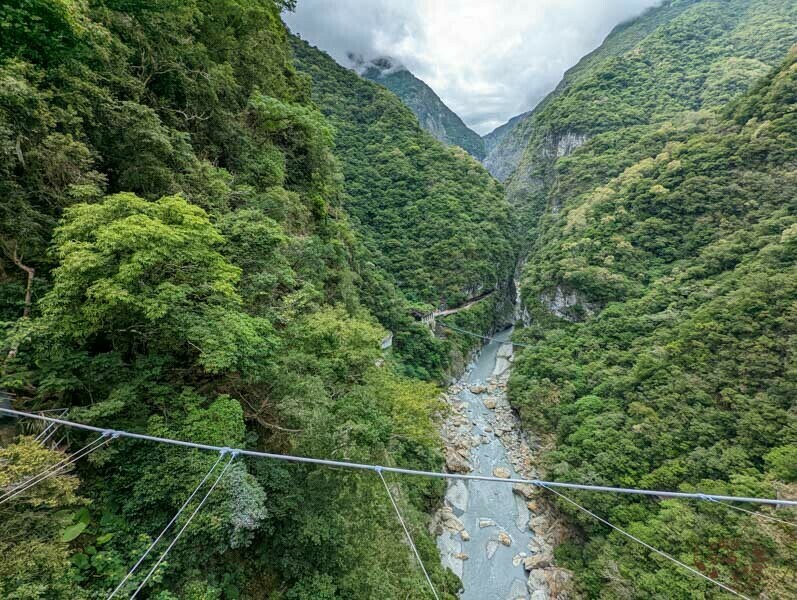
699, 494, 797, 528
377, 468, 440, 600
33, 421, 56, 443
107, 452, 227, 599
38, 426, 59, 446
129, 452, 236, 600
0, 433, 112, 506
39, 413, 68, 447
438, 323, 533, 348
539, 483, 751, 600
34, 408, 68, 444
1, 408, 795, 507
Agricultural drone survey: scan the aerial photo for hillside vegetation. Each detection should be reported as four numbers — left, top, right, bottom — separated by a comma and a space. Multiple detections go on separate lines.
507, 3, 797, 596
1, 0, 795, 598
291, 37, 516, 310
494, 0, 797, 228
0, 1, 481, 597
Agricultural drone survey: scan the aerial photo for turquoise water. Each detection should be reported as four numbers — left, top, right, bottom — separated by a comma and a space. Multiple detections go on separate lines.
437, 329, 535, 599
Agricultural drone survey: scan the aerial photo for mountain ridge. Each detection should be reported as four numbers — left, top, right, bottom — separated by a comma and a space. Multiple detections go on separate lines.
482, 0, 701, 184
291, 36, 518, 346
355, 55, 486, 160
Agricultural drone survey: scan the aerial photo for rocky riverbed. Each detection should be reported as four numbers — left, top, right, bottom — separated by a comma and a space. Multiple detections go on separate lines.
434, 329, 572, 599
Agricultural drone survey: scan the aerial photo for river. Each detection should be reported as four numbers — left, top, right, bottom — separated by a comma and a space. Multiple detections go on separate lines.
436, 327, 559, 599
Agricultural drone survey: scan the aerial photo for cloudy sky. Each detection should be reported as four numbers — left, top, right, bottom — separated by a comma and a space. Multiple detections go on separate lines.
284, 0, 660, 134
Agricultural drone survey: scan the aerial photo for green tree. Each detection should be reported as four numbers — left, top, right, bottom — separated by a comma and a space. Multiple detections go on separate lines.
0, 438, 90, 599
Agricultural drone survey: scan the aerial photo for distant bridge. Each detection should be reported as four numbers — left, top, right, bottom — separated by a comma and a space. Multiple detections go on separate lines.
417, 291, 494, 329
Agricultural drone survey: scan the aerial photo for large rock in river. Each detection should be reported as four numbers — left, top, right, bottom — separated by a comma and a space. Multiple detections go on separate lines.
445, 448, 471, 473
492, 466, 511, 478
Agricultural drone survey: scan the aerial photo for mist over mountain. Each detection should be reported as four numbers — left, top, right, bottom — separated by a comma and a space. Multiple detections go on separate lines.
284, 0, 662, 134
352, 54, 486, 160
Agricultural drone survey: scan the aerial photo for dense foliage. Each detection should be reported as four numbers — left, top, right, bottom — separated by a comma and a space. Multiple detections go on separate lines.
533, 0, 797, 135
291, 37, 516, 309
4, 0, 794, 598
0, 1, 487, 597
509, 29, 797, 600
0, 437, 90, 599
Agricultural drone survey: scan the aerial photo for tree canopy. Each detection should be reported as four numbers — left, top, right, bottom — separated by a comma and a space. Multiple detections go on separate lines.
0, 1, 479, 597
509, 43, 797, 600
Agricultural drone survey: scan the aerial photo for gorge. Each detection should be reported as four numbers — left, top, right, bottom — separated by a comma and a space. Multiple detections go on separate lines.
0, 1, 796, 599
435, 329, 570, 600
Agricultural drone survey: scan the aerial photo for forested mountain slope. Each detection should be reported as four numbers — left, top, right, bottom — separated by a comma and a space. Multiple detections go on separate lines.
509, 39, 797, 600
482, 0, 698, 183
291, 37, 516, 309
0, 1, 468, 597
359, 57, 486, 160
493, 0, 797, 228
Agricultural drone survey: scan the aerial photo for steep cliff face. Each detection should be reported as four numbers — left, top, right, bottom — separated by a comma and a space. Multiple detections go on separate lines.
491, 0, 797, 207
481, 111, 532, 181
357, 56, 486, 160
509, 45, 797, 598
483, 111, 531, 156
499, 2, 797, 595
483, 0, 696, 187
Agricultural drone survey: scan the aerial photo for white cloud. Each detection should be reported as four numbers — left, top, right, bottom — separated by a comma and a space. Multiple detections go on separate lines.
284, 0, 661, 134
